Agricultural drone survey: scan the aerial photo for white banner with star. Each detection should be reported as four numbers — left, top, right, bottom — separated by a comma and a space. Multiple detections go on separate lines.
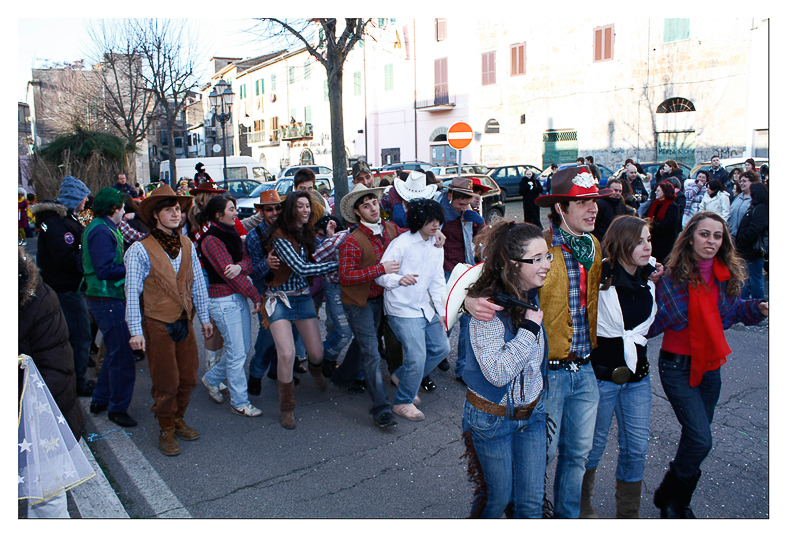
18, 355, 95, 505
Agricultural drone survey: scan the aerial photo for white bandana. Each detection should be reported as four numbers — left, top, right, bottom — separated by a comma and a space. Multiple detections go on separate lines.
359, 219, 383, 236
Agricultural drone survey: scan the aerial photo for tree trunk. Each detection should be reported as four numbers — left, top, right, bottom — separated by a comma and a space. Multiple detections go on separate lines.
327, 64, 348, 220
166, 117, 177, 188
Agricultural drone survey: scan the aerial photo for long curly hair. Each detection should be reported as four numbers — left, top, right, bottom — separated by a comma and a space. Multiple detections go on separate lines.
265, 191, 317, 255
187, 191, 214, 231
467, 221, 545, 328
665, 211, 746, 296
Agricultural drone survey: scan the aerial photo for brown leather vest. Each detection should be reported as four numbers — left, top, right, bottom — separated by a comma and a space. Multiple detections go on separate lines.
340, 221, 398, 308
140, 234, 195, 323
265, 229, 314, 289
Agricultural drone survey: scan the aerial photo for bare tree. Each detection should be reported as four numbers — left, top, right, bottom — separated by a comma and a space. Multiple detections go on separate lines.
254, 18, 371, 214
132, 18, 201, 187
36, 62, 103, 135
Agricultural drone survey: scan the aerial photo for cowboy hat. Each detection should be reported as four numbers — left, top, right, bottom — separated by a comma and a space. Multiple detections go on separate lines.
470, 177, 492, 194
446, 176, 476, 196
340, 183, 385, 224
253, 189, 283, 210
138, 184, 193, 227
393, 171, 438, 201
534, 165, 613, 207
444, 262, 484, 331
190, 180, 227, 195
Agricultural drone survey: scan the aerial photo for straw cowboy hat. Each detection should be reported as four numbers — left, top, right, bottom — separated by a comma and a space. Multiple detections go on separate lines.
393, 171, 438, 201
446, 176, 476, 196
138, 184, 193, 227
253, 189, 283, 210
534, 165, 612, 207
444, 262, 485, 331
340, 183, 386, 223
190, 180, 227, 195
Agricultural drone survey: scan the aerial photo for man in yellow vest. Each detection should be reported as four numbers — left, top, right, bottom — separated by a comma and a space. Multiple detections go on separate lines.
124, 185, 213, 456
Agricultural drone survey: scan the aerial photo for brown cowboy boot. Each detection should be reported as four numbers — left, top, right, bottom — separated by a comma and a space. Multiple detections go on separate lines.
278, 381, 296, 429
174, 417, 200, 441
159, 428, 181, 456
308, 361, 328, 392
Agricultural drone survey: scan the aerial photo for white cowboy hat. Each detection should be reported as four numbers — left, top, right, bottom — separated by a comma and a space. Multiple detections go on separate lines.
393, 171, 438, 202
444, 262, 484, 331
340, 183, 386, 223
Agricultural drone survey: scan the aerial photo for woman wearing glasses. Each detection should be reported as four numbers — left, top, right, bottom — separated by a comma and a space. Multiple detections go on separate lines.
581, 215, 657, 518
459, 221, 551, 518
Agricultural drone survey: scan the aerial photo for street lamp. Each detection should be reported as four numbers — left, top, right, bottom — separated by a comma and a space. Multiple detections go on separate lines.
209, 79, 235, 182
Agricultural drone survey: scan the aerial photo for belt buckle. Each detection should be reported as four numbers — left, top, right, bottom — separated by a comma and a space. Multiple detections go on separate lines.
611, 366, 632, 384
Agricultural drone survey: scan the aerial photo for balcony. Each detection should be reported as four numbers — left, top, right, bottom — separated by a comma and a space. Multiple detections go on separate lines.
415, 92, 456, 111
246, 130, 280, 146
280, 123, 313, 140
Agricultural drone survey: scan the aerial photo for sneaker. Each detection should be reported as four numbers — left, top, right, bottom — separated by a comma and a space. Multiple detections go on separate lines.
375, 411, 398, 429
219, 382, 228, 391
231, 403, 262, 417
392, 403, 425, 422
202, 374, 224, 403
108, 412, 138, 428
437, 358, 451, 372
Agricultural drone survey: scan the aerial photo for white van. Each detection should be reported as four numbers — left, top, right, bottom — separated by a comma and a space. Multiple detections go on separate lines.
159, 156, 273, 184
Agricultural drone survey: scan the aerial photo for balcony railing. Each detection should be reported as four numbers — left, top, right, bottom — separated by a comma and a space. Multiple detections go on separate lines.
246, 130, 281, 146
415, 93, 456, 110
280, 123, 313, 140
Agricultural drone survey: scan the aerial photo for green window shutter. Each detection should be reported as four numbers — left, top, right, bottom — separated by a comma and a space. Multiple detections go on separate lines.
304, 105, 312, 125
664, 18, 690, 42
289, 66, 295, 84
255, 80, 259, 96
384, 64, 394, 91
261, 78, 264, 94
272, 74, 276, 91
354, 71, 362, 96
304, 60, 311, 80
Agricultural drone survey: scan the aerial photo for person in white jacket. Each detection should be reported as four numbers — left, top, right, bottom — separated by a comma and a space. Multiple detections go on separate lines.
698, 179, 731, 221
376, 198, 451, 422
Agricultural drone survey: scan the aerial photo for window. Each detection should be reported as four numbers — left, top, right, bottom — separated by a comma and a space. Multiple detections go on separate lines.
239, 84, 247, 99
271, 74, 276, 91
304, 105, 311, 125
485, 119, 500, 134
288, 67, 295, 84
594, 25, 614, 62
482, 51, 496, 85
290, 108, 296, 123
436, 18, 447, 41
511, 43, 526, 76
384, 64, 394, 91
354, 71, 362, 96
255, 80, 261, 96
253, 119, 264, 132
664, 18, 690, 43
435, 58, 448, 102
304, 60, 311, 80
656, 98, 696, 113
753, 129, 769, 158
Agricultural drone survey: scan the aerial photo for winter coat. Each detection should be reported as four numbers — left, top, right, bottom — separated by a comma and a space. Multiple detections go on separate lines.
648, 201, 680, 263
653, 169, 686, 230
593, 195, 634, 243
699, 190, 731, 221
18, 248, 83, 441
736, 201, 768, 261
518, 176, 544, 227
32, 201, 85, 293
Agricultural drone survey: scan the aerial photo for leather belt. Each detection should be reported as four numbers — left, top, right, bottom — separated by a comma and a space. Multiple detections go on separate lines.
548, 353, 590, 371
659, 350, 691, 364
466, 390, 540, 421
592, 362, 649, 384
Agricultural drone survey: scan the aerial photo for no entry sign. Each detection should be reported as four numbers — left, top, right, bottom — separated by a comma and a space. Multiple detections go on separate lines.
447, 122, 473, 150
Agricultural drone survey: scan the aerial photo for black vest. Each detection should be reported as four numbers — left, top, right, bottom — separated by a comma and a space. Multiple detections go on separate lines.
201, 222, 243, 285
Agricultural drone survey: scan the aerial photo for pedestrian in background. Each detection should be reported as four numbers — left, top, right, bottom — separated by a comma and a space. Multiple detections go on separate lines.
735, 183, 768, 300
519, 167, 544, 228
698, 179, 731, 221
645, 181, 680, 263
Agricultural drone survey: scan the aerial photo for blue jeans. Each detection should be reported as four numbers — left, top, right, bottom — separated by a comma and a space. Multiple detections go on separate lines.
586, 374, 652, 482
249, 281, 277, 379
204, 294, 252, 408
463, 400, 547, 518
658, 354, 722, 481
56, 290, 92, 388
333, 296, 391, 419
740, 257, 765, 300
445, 270, 469, 377
87, 298, 136, 413
543, 363, 599, 518
388, 314, 450, 405
323, 282, 353, 362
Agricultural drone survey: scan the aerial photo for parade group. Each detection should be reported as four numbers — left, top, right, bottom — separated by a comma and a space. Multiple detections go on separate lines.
19, 158, 768, 519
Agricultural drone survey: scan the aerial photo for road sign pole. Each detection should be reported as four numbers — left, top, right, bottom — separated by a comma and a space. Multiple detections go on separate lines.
457, 149, 462, 179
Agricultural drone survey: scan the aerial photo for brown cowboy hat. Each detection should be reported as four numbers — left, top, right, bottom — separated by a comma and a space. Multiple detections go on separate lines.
138, 184, 193, 227
446, 176, 476, 196
190, 180, 227, 195
253, 189, 283, 210
534, 165, 613, 207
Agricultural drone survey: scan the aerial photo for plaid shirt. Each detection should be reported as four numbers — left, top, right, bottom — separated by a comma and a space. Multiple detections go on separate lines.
124, 239, 210, 336
550, 224, 592, 358
269, 237, 338, 293
338, 221, 405, 298
200, 235, 261, 303
245, 221, 271, 284
647, 272, 765, 338
684, 182, 707, 218
313, 229, 350, 284
118, 219, 148, 244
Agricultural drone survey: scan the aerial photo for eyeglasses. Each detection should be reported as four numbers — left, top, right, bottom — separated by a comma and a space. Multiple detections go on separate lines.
263, 205, 282, 212
511, 253, 554, 265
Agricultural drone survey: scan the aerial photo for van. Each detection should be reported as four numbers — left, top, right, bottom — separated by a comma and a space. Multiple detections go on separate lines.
159, 156, 273, 185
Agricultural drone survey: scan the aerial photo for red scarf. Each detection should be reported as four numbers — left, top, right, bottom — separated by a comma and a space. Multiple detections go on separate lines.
687, 258, 732, 386
647, 198, 672, 222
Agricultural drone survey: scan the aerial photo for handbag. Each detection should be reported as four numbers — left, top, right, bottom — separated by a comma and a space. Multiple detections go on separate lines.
754, 230, 768, 256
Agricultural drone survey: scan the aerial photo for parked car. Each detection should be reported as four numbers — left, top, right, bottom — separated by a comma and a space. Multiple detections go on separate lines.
380, 161, 434, 173
689, 158, 769, 180
276, 165, 333, 182
235, 182, 278, 220
160, 156, 273, 184
431, 164, 490, 176
436, 173, 506, 223
218, 179, 263, 200
556, 163, 615, 188
487, 164, 543, 201
638, 161, 693, 180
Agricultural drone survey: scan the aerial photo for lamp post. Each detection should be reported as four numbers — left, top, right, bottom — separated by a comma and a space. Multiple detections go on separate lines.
208, 79, 235, 182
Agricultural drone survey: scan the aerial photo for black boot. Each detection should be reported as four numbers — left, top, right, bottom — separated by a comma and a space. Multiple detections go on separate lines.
247, 376, 262, 396
654, 463, 700, 518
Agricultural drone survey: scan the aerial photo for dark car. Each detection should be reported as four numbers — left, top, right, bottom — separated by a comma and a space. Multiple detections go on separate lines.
637, 161, 693, 180
438, 174, 506, 223
216, 179, 263, 200
487, 165, 543, 201
235, 182, 278, 219
556, 163, 615, 188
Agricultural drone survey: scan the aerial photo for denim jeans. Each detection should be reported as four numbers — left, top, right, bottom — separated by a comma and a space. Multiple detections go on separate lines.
445, 270, 470, 377
204, 294, 252, 408
249, 281, 277, 379
740, 257, 765, 300
463, 400, 547, 518
586, 374, 652, 482
87, 298, 136, 413
543, 362, 599, 518
387, 314, 450, 405
333, 296, 391, 419
323, 282, 353, 362
56, 290, 92, 388
658, 354, 722, 481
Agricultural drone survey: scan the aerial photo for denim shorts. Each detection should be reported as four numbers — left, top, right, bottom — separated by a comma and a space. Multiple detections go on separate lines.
267, 293, 317, 324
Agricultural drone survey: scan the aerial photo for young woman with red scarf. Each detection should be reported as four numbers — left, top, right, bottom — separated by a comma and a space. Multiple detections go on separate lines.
647, 211, 768, 518
646, 181, 680, 263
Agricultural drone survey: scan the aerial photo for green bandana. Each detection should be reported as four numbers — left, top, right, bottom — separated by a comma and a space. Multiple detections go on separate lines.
558, 228, 595, 271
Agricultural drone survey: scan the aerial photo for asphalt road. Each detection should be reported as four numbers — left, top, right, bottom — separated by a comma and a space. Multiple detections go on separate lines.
21, 205, 769, 518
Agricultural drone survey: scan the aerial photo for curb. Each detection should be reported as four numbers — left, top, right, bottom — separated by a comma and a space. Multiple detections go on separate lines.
72, 437, 129, 518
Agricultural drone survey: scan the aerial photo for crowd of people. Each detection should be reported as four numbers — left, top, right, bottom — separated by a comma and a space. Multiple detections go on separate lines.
18, 156, 768, 518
